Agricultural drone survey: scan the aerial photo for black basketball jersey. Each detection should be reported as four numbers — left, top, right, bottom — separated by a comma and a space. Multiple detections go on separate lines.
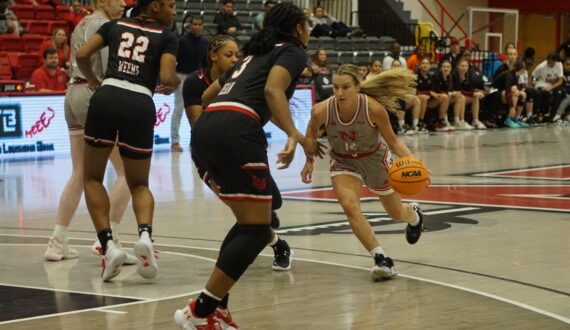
211, 43, 307, 126
96, 16, 178, 92
182, 68, 212, 108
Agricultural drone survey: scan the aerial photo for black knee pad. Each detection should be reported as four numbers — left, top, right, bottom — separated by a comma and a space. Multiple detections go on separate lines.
216, 224, 272, 280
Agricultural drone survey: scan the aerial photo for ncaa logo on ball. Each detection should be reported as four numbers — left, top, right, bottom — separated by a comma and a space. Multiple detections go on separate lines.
401, 170, 422, 178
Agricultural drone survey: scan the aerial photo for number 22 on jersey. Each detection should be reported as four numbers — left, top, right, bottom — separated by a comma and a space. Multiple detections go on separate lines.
219, 55, 253, 95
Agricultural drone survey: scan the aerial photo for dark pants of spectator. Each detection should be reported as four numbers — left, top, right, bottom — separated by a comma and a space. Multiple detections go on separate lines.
537, 87, 565, 118
310, 22, 351, 38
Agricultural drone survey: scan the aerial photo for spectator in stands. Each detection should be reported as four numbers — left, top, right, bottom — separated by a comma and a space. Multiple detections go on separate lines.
310, 48, 332, 76
213, 0, 242, 35
255, 0, 275, 31
532, 52, 565, 121
416, 58, 452, 132
492, 60, 528, 128
495, 47, 537, 125
522, 47, 536, 72
39, 28, 71, 70
435, 59, 469, 130
557, 32, 570, 59
440, 38, 462, 69
310, 49, 332, 101
498, 42, 516, 63
309, 5, 358, 38
407, 44, 426, 71
65, 0, 92, 31
366, 59, 382, 80
453, 57, 486, 129
357, 62, 368, 78
171, 15, 209, 152
390, 59, 422, 134
552, 57, 570, 123
31, 48, 67, 92
391, 59, 402, 69
382, 43, 406, 71
0, 0, 23, 36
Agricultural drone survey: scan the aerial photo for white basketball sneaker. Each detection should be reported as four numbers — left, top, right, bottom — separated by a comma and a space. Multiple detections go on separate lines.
134, 231, 159, 279
101, 240, 126, 282
44, 237, 79, 261
91, 238, 138, 265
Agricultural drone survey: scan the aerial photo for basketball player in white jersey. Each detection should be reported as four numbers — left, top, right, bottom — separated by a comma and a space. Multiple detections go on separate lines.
301, 64, 425, 280
43, 0, 137, 265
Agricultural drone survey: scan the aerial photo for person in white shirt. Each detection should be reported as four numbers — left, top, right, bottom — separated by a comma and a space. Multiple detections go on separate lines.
382, 43, 407, 71
532, 52, 565, 120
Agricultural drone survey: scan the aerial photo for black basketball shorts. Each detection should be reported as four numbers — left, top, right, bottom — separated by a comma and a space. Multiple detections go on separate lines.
84, 85, 156, 159
191, 110, 273, 202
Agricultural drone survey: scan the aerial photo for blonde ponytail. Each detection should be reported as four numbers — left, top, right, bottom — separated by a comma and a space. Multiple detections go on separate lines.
360, 69, 417, 114
335, 64, 417, 114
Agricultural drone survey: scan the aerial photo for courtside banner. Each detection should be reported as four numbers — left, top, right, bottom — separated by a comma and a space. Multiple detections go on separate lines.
0, 86, 314, 158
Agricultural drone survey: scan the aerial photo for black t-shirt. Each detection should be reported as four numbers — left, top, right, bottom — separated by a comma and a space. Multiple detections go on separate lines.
416, 70, 434, 92
493, 63, 510, 81
492, 70, 517, 91
432, 71, 453, 93
453, 68, 484, 92
213, 43, 307, 126
97, 16, 178, 92
183, 68, 212, 108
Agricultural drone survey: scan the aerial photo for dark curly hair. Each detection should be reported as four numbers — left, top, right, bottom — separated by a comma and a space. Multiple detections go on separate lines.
243, 2, 308, 56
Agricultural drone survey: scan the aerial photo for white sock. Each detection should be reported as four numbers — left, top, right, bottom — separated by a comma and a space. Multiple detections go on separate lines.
454, 117, 460, 124
409, 206, 420, 226
370, 246, 385, 257
398, 119, 405, 128
413, 119, 419, 127
267, 234, 279, 247
111, 221, 120, 240
53, 225, 68, 243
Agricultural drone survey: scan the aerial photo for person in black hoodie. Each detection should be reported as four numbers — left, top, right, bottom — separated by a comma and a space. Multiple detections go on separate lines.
492, 60, 529, 128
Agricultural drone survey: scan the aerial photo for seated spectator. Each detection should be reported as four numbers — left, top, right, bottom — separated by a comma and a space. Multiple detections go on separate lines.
30, 48, 68, 92
366, 59, 382, 79
388, 60, 422, 134
453, 57, 486, 129
492, 60, 528, 128
65, 0, 92, 31
532, 52, 565, 121
416, 58, 452, 132
310, 49, 333, 101
213, 0, 242, 35
357, 62, 369, 78
522, 47, 536, 72
254, 0, 275, 31
39, 28, 71, 70
435, 59, 470, 129
382, 43, 406, 71
0, 0, 23, 36
440, 38, 462, 69
557, 32, 570, 59
309, 6, 359, 38
390, 59, 402, 69
552, 57, 570, 123
496, 47, 537, 125
407, 44, 426, 71
498, 42, 516, 63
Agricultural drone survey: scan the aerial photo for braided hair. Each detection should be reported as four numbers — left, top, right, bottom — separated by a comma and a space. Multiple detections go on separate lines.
243, 2, 307, 56
206, 34, 236, 67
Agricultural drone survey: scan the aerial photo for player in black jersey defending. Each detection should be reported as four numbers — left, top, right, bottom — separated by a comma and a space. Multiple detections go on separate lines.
174, 3, 324, 329
76, 0, 180, 282
183, 35, 294, 279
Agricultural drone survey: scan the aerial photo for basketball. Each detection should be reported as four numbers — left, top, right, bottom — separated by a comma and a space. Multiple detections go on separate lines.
388, 157, 430, 195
